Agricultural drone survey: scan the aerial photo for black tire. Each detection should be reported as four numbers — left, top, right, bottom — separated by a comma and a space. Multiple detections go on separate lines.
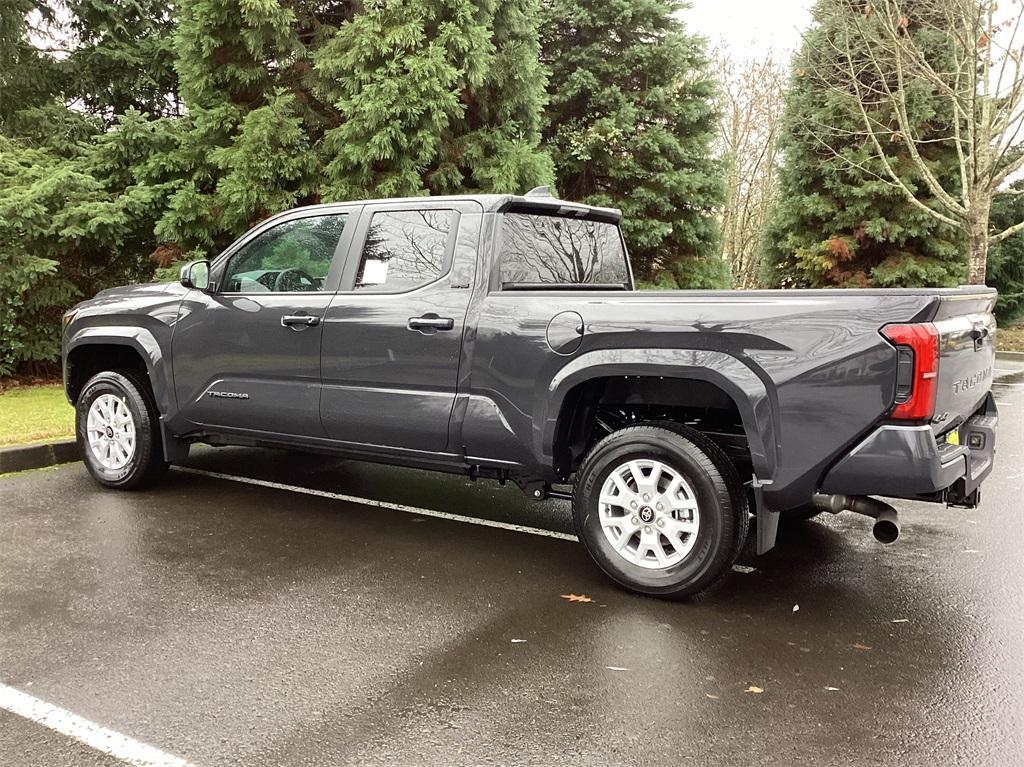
573, 423, 748, 600
76, 370, 169, 490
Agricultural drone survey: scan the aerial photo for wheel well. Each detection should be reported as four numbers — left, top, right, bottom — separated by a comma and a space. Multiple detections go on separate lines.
66, 344, 148, 405
553, 376, 751, 479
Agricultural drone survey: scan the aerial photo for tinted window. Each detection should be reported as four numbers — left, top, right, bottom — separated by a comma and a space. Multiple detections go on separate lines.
499, 214, 629, 286
223, 214, 346, 293
354, 209, 456, 291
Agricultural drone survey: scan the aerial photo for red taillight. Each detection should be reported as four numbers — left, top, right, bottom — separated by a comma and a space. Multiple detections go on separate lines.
881, 323, 939, 420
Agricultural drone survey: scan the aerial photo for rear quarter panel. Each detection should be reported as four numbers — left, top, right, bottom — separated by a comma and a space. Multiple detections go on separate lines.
462, 288, 944, 509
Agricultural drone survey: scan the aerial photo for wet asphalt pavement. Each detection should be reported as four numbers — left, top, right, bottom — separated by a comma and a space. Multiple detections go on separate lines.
2, 374, 1023, 766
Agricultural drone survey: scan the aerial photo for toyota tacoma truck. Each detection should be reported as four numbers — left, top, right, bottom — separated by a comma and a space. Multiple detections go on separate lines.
61, 189, 999, 599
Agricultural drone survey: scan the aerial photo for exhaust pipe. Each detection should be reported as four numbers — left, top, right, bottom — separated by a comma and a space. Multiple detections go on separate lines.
812, 494, 900, 544
872, 508, 899, 544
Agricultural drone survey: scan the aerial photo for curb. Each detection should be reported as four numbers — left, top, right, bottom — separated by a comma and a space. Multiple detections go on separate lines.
0, 440, 79, 476
996, 350, 1024, 361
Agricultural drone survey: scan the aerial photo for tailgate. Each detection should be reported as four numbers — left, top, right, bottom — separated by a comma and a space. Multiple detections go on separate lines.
931, 309, 996, 434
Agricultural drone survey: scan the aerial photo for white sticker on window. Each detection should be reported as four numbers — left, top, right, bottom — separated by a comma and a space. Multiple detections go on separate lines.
361, 259, 389, 285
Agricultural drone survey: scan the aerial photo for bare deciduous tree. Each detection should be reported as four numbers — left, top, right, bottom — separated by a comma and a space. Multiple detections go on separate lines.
716, 53, 787, 288
812, 0, 1024, 284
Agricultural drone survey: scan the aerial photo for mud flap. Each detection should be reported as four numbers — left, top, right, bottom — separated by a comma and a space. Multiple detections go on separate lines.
752, 475, 779, 555
160, 419, 190, 463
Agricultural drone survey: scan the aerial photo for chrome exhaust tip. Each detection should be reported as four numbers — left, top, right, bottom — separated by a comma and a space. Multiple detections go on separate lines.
872, 509, 899, 544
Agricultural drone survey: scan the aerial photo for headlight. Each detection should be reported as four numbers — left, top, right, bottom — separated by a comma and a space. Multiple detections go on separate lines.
62, 310, 77, 329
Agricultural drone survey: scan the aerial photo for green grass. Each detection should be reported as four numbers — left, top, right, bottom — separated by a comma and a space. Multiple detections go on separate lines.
0, 385, 74, 447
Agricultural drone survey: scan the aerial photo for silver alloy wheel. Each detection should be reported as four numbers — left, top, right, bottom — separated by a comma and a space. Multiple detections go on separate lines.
86, 393, 137, 472
598, 459, 700, 569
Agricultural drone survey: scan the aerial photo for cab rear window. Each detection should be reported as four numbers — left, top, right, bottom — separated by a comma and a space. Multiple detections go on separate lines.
498, 213, 629, 288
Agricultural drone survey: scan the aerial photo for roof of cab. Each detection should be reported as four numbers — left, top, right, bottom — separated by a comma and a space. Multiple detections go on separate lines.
267, 190, 622, 223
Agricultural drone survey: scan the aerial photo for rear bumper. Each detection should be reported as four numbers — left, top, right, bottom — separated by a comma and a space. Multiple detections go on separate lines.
820, 393, 997, 505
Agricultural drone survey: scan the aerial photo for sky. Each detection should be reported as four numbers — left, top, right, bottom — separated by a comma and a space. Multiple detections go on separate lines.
680, 0, 815, 60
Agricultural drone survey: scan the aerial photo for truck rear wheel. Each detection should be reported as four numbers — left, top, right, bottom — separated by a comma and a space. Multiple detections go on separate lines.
572, 423, 748, 599
76, 370, 168, 490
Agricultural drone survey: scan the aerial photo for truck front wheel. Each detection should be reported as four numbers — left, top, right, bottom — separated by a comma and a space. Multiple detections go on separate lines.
76, 370, 168, 490
573, 424, 748, 599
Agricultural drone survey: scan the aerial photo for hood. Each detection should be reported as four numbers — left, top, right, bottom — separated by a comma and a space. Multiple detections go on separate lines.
70, 280, 188, 317
92, 281, 184, 301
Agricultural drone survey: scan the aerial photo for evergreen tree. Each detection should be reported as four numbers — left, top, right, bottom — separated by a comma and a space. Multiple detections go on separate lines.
0, 1, 63, 133
0, 114, 170, 374
62, 0, 180, 120
315, 0, 552, 199
148, 0, 337, 257
763, 0, 964, 288
0, 2, 76, 375
539, 0, 724, 288
0, 2, 177, 374
989, 182, 1024, 324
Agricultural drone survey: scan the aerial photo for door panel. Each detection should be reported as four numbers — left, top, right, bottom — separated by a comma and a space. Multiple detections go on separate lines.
320, 203, 481, 452
172, 208, 357, 438
173, 293, 335, 436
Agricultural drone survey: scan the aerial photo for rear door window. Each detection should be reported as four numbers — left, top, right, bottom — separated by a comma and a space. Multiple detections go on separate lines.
498, 213, 629, 287
354, 209, 457, 292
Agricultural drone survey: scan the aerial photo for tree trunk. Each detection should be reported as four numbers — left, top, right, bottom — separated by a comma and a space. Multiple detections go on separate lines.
967, 207, 990, 285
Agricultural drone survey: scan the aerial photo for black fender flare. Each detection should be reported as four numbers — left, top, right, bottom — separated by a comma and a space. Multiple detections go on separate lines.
64, 327, 190, 461
65, 327, 171, 411
541, 348, 778, 483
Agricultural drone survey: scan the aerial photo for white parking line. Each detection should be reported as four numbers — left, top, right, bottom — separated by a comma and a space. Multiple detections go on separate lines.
175, 467, 579, 541
0, 683, 195, 767
174, 467, 758, 574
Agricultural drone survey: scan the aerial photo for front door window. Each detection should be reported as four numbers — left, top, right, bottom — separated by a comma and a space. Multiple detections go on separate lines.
222, 214, 347, 293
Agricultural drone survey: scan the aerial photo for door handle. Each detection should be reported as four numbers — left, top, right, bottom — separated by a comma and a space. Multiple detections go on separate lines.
408, 315, 455, 332
281, 314, 321, 328
970, 325, 989, 350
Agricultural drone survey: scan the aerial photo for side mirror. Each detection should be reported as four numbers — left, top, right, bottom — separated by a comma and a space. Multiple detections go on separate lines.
180, 260, 211, 291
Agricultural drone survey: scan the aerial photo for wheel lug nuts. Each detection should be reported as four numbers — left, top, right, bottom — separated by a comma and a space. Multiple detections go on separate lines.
630, 501, 638, 509
656, 519, 665, 528
644, 526, 652, 534
643, 494, 650, 502
631, 516, 638, 525
656, 503, 663, 511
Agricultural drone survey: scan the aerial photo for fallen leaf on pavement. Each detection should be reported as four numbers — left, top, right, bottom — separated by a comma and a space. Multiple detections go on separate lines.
824, 686, 840, 691
850, 643, 872, 650
744, 685, 764, 694
511, 639, 527, 643
705, 693, 720, 700
605, 666, 629, 672
560, 593, 594, 603
792, 604, 800, 612
891, 619, 909, 623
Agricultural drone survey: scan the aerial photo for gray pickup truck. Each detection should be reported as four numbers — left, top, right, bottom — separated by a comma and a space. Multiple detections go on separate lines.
61, 189, 999, 598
